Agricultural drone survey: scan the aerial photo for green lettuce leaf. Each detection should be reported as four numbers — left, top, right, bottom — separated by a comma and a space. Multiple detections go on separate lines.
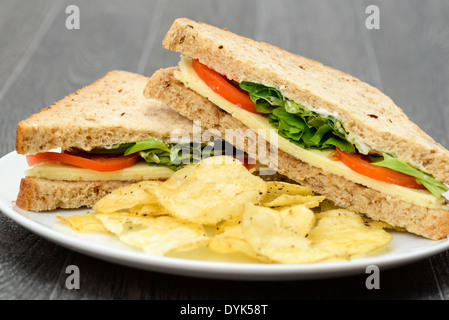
124, 137, 170, 155
124, 137, 227, 171
372, 153, 448, 198
240, 81, 448, 199
239, 81, 355, 152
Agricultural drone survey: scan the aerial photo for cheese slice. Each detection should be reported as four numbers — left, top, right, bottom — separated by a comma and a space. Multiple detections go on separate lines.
176, 56, 447, 210
25, 160, 174, 181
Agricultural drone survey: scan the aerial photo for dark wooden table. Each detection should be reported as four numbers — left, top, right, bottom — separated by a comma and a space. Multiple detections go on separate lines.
1, 0, 449, 300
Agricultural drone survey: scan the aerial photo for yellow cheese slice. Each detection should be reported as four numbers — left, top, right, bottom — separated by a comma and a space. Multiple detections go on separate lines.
176, 56, 447, 210
25, 160, 174, 181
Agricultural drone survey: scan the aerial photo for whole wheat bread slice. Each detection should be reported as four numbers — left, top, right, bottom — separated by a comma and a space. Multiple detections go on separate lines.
15, 177, 139, 211
162, 18, 449, 185
16, 70, 198, 155
144, 67, 449, 240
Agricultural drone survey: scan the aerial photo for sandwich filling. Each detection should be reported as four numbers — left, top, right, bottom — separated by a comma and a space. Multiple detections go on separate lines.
175, 56, 449, 207
25, 137, 239, 181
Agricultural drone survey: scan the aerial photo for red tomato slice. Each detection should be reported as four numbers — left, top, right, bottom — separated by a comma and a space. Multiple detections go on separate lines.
336, 148, 425, 189
235, 155, 257, 171
26, 151, 140, 172
192, 59, 263, 114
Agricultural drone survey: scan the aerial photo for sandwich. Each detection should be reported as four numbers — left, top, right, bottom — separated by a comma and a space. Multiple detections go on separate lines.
144, 18, 449, 240
15, 70, 229, 211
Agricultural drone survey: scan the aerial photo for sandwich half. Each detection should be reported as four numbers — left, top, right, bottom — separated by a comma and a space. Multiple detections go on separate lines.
15, 70, 223, 211
144, 18, 449, 240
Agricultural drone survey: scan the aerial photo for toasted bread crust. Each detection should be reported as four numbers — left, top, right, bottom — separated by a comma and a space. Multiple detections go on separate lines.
16, 70, 198, 155
162, 18, 449, 184
144, 67, 449, 240
15, 177, 144, 211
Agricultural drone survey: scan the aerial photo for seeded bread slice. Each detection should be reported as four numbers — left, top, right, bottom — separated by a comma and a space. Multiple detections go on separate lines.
162, 18, 449, 185
144, 67, 449, 240
16, 70, 197, 155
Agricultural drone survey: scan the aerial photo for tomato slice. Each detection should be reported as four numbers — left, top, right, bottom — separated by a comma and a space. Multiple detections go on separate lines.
336, 148, 425, 189
26, 151, 140, 172
235, 155, 257, 171
192, 59, 263, 114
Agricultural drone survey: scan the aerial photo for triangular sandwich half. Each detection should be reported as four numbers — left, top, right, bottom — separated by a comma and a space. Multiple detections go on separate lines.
15, 70, 219, 211
143, 18, 449, 240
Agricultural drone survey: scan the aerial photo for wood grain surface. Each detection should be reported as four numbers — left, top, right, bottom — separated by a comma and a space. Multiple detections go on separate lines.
1, 0, 449, 300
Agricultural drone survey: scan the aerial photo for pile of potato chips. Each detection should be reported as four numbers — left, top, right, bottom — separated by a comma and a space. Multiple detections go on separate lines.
57, 156, 395, 264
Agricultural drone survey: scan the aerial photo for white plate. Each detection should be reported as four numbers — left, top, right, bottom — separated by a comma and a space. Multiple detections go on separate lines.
1, 151, 449, 281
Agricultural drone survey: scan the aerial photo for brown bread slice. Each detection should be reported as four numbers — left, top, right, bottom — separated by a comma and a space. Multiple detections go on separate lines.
15, 177, 140, 211
16, 70, 197, 155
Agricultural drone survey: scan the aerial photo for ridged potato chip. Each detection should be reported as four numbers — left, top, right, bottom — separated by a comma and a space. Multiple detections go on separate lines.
277, 204, 316, 237
56, 212, 109, 233
361, 215, 406, 232
208, 217, 270, 262
153, 156, 267, 225
261, 181, 325, 208
129, 203, 170, 217
308, 209, 393, 259
242, 203, 331, 263
96, 214, 210, 255
93, 181, 162, 213
262, 194, 325, 208
263, 181, 313, 199
319, 199, 342, 212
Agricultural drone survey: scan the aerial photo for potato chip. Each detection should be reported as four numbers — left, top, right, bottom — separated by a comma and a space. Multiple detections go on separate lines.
277, 205, 316, 237
208, 224, 269, 261
262, 194, 325, 208
208, 216, 270, 262
308, 209, 393, 259
263, 181, 313, 200
213, 214, 242, 235
268, 181, 313, 193
319, 199, 342, 212
93, 181, 162, 213
96, 214, 210, 255
56, 212, 109, 233
129, 203, 169, 217
241, 203, 331, 263
261, 181, 324, 208
361, 216, 406, 232
153, 156, 267, 225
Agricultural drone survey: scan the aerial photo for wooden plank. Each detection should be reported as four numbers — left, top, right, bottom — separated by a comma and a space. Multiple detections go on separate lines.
260, 0, 379, 87
2, 0, 158, 123
0, 253, 69, 299
0, 0, 59, 156
139, 0, 261, 76
430, 252, 449, 299
43, 252, 442, 299
0, 0, 55, 91
366, 0, 449, 148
